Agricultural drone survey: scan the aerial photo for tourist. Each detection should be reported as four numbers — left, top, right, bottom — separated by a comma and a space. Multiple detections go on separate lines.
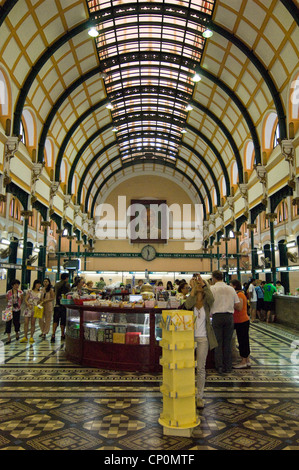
39, 278, 55, 339
184, 275, 217, 408
230, 279, 251, 369
248, 279, 258, 322
210, 270, 241, 374
5, 279, 23, 344
263, 280, 277, 323
20, 279, 42, 344
51, 273, 71, 343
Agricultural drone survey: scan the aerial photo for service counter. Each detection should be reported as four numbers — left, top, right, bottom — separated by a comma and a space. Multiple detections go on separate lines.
65, 305, 164, 372
65, 305, 215, 372
274, 295, 299, 330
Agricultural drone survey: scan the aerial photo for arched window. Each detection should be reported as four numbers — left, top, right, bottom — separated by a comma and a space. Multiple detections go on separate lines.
9, 198, 21, 220
205, 196, 209, 215
212, 187, 217, 207
60, 160, 67, 184
263, 112, 279, 160
20, 120, 26, 145
44, 139, 54, 168
244, 141, 255, 171
221, 176, 227, 197
273, 122, 280, 148
0, 68, 11, 123
72, 175, 78, 195
289, 73, 299, 134
277, 200, 288, 223
22, 108, 37, 149
231, 161, 238, 186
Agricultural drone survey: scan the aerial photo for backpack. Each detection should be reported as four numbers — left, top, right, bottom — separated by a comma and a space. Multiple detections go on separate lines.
255, 285, 264, 299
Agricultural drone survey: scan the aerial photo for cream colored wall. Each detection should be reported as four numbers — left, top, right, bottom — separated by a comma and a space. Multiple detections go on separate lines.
92, 175, 206, 272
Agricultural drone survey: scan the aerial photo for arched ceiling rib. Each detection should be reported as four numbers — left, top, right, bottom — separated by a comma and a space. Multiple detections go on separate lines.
83, 153, 213, 216
76, 142, 220, 210
1, 0, 297, 222
89, 160, 208, 219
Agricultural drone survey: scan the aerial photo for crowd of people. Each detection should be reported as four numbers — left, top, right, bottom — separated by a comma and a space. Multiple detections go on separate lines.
179, 272, 281, 409
3, 271, 283, 410
3, 273, 85, 345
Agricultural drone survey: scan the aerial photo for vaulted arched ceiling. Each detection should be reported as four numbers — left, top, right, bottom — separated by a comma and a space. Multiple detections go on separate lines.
0, 0, 298, 220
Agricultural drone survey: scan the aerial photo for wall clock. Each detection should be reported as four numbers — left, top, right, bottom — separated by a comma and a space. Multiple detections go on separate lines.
141, 245, 156, 261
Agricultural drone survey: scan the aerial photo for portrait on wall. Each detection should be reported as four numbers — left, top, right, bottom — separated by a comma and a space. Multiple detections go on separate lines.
129, 199, 168, 244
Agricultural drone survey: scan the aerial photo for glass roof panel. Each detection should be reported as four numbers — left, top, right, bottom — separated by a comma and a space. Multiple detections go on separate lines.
87, 0, 215, 162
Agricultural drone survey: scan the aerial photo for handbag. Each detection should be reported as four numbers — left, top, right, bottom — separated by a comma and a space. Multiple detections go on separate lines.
2, 307, 13, 322
34, 305, 44, 318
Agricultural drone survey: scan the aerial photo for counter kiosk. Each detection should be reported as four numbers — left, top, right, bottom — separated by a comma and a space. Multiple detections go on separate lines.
65, 305, 164, 372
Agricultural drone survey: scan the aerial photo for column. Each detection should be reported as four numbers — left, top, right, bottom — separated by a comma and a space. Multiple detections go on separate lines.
247, 223, 257, 279
234, 231, 241, 281
20, 210, 33, 290
267, 213, 277, 284
40, 220, 51, 281
56, 229, 64, 281
215, 241, 221, 270
222, 237, 230, 283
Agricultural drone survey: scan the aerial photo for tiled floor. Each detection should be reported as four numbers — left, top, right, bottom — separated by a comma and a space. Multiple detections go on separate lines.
0, 319, 298, 451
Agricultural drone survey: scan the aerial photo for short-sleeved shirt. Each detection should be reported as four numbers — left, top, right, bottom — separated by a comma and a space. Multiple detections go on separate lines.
248, 283, 257, 302
263, 283, 277, 302
210, 281, 240, 314
234, 291, 249, 323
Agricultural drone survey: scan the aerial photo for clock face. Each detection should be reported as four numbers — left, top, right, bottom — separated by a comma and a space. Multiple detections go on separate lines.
141, 245, 156, 261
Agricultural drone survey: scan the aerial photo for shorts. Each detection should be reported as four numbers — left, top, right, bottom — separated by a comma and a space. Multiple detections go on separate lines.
263, 300, 274, 312
53, 305, 66, 326
250, 301, 257, 308
257, 299, 264, 311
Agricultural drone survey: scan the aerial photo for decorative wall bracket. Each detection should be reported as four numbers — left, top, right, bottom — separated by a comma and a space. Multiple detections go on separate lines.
226, 195, 235, 228
30, 162, 45, 205
49, 181, 60, 215
254, 164, 268, 206
1, 137, 19, 192
279, 139, 296, 189
238, 183, 249, 220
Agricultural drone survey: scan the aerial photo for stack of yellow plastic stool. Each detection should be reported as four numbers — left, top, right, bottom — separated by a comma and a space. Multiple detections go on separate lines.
158, 310, 200, 437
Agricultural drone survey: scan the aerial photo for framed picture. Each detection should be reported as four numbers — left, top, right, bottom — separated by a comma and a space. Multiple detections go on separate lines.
129, 199, 168, 244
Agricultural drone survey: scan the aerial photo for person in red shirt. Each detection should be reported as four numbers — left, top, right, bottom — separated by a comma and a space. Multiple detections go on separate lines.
230, 279, 251, 369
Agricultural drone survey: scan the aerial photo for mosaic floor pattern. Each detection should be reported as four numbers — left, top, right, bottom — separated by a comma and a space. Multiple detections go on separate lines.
0, 321, 298, 451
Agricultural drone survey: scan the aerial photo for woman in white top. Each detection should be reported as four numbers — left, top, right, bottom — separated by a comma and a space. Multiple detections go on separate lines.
184, 276, 217, 409
20, 279, 42, 344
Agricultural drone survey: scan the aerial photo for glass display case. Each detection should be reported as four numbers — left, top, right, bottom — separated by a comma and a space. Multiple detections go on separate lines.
65, 306, 164, 371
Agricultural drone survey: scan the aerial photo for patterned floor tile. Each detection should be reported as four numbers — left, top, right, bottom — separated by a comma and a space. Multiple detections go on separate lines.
202, 401, 256, 423
0, 321, 298, 450
118, 427, 193, 450
51, 402, 108, 423
27, 428, 102, 450
243, 414, 299, 439
208, 427, 282, 450
0, 414, 64, 439
0, 402, 33, 423
83, 414, 146, 438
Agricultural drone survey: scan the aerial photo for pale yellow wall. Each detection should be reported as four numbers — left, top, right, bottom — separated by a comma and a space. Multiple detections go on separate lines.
92, 175, 205, 272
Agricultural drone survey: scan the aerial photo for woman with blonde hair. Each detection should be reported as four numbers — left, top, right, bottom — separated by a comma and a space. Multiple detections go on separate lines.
184, 275, 217, 408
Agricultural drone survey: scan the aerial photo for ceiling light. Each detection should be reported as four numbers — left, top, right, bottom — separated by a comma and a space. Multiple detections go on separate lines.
0, 238, 10, 246
106, 103, 113, 110
186, 104, 193, 111
202, 28, 213, 38
181, 129, 187, 133
286, 240, 296, 248
88, 27, 99, 37
112, 127, 118, 132
192, 73, 201, 82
